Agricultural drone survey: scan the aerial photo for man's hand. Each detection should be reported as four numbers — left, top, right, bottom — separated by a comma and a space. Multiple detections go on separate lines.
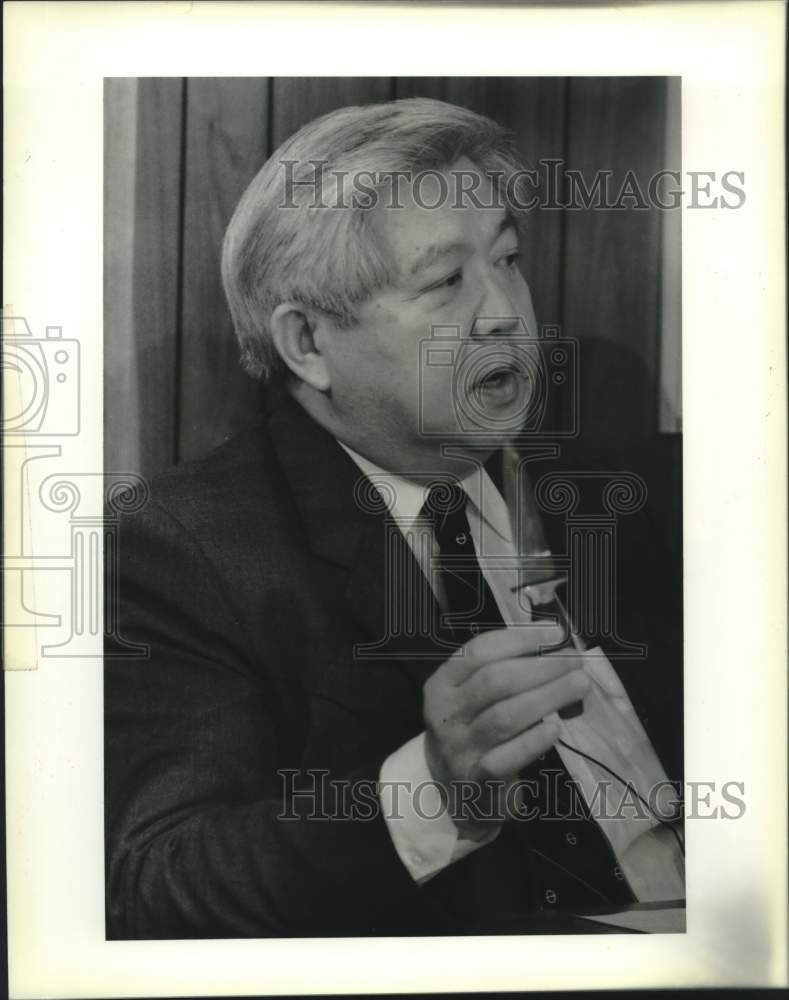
422, 625, 589, 838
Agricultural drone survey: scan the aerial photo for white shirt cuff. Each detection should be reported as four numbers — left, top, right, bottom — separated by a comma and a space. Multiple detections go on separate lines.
379, 731, 500, 884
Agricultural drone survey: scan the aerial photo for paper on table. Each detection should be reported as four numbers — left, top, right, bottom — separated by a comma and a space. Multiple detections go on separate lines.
580, 905, 686, 934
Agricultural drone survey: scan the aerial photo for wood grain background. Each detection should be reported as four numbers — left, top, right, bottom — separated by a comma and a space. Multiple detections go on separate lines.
104, 77, 682, 489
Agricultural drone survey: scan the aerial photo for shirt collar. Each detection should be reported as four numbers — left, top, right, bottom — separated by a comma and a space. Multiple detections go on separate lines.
338, 441, 513, 543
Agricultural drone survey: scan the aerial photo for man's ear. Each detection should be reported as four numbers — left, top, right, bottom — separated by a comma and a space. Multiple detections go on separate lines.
269, 302, 331, 391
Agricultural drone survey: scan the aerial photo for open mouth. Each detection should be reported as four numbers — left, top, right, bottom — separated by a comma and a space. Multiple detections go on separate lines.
472, 362, 526, 403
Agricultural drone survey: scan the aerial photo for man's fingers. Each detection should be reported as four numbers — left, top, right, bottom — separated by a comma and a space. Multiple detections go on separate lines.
447, 624, 567, 684
471, 669, 589, 747
475, 719, 560, 781
459, 652, 580, 717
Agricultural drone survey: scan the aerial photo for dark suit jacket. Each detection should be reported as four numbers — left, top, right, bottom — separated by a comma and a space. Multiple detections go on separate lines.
105, 390, 683, 939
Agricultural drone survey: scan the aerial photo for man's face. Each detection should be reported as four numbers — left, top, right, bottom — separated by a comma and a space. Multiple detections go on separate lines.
316, 157, 539, 475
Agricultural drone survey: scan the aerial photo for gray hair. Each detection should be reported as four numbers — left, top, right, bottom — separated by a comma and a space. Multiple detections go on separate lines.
221, 97, 527, 382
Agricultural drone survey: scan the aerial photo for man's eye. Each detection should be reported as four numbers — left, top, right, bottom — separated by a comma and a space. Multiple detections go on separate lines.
422, 270, 462, 295
417, 268, 463, 295
498, 250, 521, 269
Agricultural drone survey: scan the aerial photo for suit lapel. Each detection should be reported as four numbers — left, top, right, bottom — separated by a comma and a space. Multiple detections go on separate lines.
267, 392, 457, 686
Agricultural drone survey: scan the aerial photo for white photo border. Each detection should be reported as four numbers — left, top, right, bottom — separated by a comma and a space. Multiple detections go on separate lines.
4, 0, 787, 995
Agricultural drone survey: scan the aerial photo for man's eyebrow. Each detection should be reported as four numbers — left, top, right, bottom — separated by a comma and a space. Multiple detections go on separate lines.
408, 240, 467, 277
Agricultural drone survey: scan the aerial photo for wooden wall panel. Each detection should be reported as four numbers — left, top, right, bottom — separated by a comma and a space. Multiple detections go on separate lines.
659, 77, 682, 433
177, 78, 270, 462
129, 78, 183, 478
393, 78, 449, 101
272, 78, 394, 148
104, 78, 140, 475
561, 77, 667, 450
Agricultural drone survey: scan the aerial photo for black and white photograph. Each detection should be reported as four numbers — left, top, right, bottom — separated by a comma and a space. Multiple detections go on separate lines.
4, 2, 786, 995
104, 76, 687, 939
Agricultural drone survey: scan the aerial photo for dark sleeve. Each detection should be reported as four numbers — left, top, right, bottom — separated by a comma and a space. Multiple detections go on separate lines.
104, 499, 428, 939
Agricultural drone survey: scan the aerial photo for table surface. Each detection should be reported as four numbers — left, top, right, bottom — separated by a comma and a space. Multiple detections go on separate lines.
491, 900, 686, 935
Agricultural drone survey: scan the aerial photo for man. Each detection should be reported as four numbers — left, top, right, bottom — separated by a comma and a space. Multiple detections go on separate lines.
105, 98, 684, 938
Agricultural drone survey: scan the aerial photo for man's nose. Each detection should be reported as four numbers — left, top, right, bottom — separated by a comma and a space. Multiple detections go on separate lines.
471, 273, 522, 338
470, 314, 520, 338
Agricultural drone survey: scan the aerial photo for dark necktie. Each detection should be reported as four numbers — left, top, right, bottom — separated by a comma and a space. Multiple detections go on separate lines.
421, 481, 635, 913
422, 482, 503, 640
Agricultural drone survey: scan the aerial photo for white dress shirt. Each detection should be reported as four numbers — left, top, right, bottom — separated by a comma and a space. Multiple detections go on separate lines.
340, 443, 685, 903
